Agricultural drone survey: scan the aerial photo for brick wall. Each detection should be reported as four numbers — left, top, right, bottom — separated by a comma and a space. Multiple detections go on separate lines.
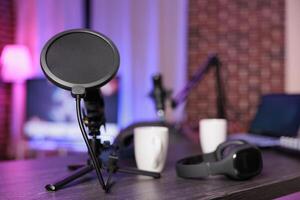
186, 0, 285, 133
0, 0, 15, 159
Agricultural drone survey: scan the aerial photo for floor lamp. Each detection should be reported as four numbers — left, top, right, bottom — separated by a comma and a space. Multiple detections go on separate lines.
0, 44, 32, 159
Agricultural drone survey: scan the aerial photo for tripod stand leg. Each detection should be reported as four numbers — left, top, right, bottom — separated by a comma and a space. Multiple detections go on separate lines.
118, 167, 161, 178
45, 165, 93, 191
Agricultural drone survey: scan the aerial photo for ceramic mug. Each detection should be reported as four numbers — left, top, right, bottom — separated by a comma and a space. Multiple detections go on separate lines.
199, 118, 227, 153
134, 126, 169, 172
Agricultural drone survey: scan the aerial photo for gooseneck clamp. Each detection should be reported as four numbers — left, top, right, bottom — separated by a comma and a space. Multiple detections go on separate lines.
74, 88, 106, 190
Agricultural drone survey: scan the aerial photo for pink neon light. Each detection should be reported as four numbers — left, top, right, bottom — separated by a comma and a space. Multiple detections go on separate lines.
1, 45, 32, 82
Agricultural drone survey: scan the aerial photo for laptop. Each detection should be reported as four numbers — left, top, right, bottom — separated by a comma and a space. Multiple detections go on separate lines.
229, 94, 300, 147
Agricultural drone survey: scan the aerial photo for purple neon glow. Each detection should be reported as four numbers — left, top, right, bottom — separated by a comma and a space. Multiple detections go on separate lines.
1, 45, 32, 82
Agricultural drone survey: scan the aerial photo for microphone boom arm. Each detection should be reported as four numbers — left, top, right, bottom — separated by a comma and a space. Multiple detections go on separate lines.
171, 54, 226, 119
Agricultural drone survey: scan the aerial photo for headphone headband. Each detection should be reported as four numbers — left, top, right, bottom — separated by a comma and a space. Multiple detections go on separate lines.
176, 140, 262, 180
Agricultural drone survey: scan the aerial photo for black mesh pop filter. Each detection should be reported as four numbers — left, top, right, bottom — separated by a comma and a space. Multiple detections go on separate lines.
40, 29, 120, 90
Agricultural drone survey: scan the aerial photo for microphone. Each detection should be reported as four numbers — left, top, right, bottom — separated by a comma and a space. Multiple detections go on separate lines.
149, 74, 168, 120
83, 89, 106, 133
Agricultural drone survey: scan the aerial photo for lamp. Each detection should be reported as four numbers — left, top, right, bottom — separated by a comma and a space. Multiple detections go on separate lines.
1, 44, 32, 82
0, 44, 32, 159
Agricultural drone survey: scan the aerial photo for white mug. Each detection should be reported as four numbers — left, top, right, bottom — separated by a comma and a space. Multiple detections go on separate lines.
134, 126, 169, 173
199, 118, 227, 153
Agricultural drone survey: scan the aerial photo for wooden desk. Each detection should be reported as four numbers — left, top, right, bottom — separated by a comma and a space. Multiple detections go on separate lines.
1, 134, 300, 200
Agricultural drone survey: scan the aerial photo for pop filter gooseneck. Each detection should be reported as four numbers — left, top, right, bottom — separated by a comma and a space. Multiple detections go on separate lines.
40, 29, 119, 192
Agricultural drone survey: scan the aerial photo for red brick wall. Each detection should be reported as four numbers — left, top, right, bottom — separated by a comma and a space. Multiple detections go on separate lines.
0, 0, 15, 159
186, 0, 285, 133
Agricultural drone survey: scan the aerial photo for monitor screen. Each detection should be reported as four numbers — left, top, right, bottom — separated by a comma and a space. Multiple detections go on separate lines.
249, 94, 300, 137
24, 78, 119, 151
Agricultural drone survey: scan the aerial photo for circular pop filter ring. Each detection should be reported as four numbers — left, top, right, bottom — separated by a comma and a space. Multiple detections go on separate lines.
40, 29, 120, 91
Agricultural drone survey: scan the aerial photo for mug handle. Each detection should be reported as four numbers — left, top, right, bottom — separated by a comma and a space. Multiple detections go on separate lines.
152, 136, 163, 169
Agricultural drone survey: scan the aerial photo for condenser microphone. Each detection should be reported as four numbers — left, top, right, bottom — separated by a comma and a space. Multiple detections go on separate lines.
149, 74, 167, 120
83, 89, 106, 133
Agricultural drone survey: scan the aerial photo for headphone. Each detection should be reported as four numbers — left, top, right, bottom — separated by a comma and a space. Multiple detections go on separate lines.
176, 140, 263, 180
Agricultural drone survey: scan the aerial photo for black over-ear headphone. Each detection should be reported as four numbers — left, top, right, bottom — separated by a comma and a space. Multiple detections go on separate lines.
176, 140, 263, 180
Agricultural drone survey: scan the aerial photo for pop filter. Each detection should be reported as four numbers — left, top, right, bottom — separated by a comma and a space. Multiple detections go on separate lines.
40, 29, 120, 91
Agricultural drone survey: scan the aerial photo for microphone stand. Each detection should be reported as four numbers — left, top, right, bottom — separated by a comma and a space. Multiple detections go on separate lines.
45, 89, 160, 193
171, 53, 226, 119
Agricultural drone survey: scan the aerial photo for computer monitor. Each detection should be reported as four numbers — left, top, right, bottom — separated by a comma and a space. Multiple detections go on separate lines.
249, 94, 300, 137
24, 78, 119, 151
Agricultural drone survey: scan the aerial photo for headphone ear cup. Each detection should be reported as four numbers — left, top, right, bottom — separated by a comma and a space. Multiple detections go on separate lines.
216, 140, 248, 160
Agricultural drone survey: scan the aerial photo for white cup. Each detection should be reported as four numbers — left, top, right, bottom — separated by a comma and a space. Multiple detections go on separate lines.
134, 126, 169, 173
199, 118, 227, 153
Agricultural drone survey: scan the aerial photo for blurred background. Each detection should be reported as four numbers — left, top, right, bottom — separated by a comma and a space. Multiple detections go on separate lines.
0, 0, 299, 160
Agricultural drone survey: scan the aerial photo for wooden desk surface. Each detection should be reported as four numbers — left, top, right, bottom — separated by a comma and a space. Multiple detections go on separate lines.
1, 134, 300, 200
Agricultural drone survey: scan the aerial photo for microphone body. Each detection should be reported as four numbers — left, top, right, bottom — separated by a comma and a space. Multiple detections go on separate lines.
150, 74, 167, 120
83, 88, 106, 133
